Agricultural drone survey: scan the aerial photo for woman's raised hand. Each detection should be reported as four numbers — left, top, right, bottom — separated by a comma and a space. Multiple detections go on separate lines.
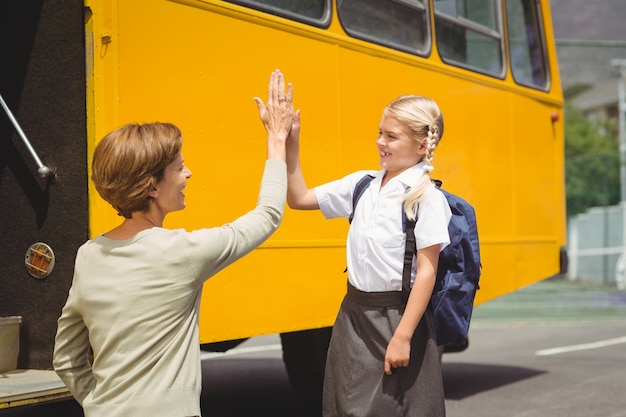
254, 69, 294, 141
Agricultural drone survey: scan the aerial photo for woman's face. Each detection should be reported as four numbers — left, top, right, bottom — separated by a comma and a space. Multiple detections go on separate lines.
152, 152, 192, 215
376, 114, 424, 178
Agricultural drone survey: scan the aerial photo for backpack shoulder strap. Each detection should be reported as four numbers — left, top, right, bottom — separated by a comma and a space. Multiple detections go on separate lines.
402, 216, 416, 304
349, 174, 375, 223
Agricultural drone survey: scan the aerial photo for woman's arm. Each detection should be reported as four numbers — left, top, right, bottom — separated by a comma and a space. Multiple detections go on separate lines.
53, 289, 97, 404
190, 70, 294, 281
384, 243, 439, 375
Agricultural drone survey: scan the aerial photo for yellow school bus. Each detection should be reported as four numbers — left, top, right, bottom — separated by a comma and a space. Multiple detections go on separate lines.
1, 0, 564, 408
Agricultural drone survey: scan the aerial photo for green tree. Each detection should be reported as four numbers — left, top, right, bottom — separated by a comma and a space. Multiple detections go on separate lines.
565, 101, 620, 218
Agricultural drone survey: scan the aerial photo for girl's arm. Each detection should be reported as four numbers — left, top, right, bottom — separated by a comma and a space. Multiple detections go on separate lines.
285, 110, 319, 210
384, 243, 439, 375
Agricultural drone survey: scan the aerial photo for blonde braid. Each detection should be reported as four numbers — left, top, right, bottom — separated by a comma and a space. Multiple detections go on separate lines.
422, 127, 437, 172
382, 95, 443, 220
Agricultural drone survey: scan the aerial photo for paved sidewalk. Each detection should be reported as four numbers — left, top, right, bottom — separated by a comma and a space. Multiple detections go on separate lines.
472, 277, 626, 325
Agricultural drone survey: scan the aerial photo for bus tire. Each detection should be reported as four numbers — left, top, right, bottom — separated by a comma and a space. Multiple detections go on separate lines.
280, 327, 332, 414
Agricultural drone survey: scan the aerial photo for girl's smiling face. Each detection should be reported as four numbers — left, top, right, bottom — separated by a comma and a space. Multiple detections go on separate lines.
376, 114, 424, 180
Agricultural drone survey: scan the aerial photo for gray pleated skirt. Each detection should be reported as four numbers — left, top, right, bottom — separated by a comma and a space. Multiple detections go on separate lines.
322, 283, 445, 417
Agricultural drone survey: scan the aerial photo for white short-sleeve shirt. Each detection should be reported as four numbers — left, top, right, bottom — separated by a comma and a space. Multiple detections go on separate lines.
315, 163, 452, 292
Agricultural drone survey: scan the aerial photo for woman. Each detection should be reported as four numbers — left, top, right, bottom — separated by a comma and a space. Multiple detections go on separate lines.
53, 70, 294, 417
278, 95, 451, 416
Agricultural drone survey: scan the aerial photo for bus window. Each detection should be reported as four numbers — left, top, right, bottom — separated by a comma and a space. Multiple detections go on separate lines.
506, 0, 549, 89
337, 0, 430, 56
434, 0, 503, 77
223, 0, 331, 27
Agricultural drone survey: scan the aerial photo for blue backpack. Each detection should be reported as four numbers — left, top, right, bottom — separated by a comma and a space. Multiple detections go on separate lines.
351, 175, 481, 347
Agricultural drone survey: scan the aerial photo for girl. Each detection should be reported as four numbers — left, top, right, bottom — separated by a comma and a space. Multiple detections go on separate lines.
261, 95, 451, 416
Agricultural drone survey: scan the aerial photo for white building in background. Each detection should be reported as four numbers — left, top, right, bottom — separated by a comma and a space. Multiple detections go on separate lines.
569, 78, 620, 121
567, 203, 625, 288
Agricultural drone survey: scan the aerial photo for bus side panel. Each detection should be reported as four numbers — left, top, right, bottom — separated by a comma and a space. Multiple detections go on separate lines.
87, 0, 566, 342
0, 1, 88, 368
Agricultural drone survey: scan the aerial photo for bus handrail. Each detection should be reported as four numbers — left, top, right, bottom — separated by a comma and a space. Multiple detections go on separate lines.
0, 92, 54, 178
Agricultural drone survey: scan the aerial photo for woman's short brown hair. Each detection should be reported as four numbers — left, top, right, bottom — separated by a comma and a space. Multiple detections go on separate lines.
91, 122, 183, 218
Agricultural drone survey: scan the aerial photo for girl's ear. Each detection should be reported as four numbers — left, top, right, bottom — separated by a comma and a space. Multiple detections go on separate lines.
416, 138, 427, 155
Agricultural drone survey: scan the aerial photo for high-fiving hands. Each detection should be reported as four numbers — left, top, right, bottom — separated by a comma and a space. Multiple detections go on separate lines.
254, 69, 294, 140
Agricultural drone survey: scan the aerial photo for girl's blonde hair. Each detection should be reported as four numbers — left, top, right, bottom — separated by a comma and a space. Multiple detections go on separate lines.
91, 122, 183, 218
383, 95, 444, 220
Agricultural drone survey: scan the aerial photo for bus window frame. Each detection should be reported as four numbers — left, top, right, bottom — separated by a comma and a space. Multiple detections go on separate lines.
336, 0, 432, 58
434, 0, 506, 80
222, 0, 332, 28
505, 0, 551, 91
389, 0, 427, 11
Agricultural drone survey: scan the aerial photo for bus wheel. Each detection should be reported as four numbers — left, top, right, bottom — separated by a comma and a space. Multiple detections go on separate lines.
280, 327, 332, 413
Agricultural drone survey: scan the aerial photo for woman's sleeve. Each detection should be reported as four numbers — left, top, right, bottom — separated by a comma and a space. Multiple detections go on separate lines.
53, 283, 96, 405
